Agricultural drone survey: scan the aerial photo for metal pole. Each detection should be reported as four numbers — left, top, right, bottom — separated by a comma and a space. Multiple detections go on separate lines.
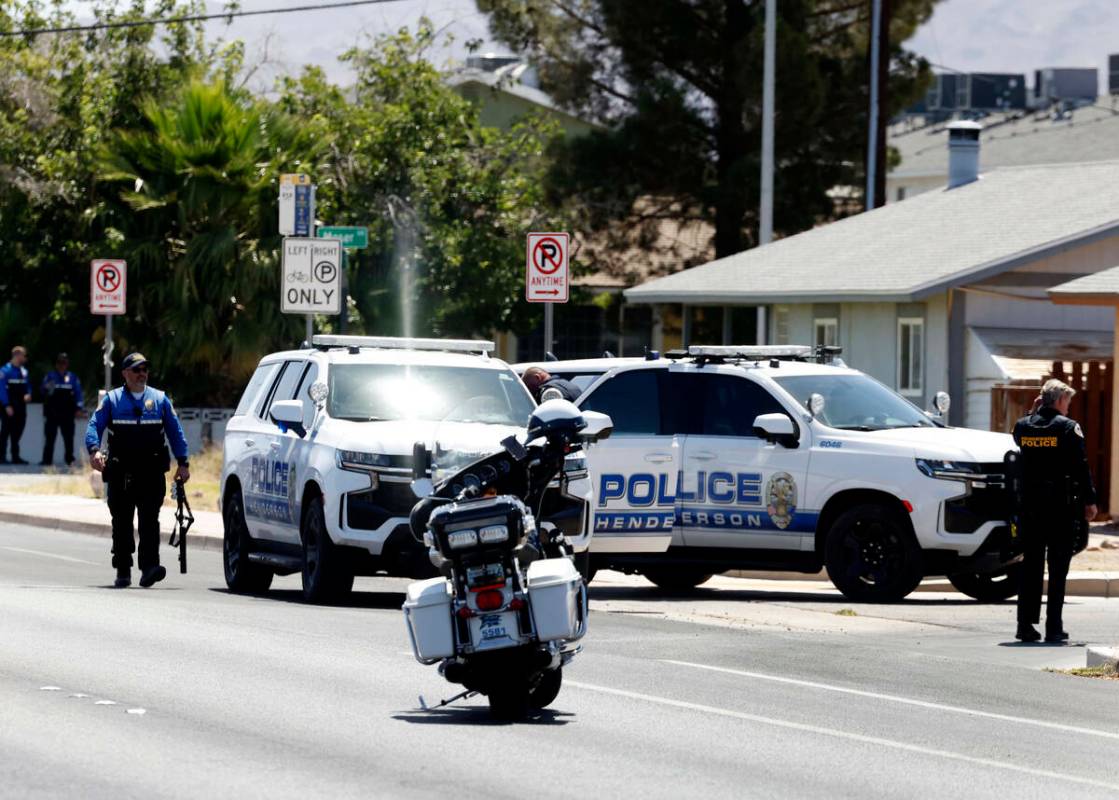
756, 306, 767, 345
759, 0, 776, 246
339, 249, 348, 335
305, 314, 313, 345
865, 0, 882, 211
543, 303, 554, 358
103, 314, 113, 391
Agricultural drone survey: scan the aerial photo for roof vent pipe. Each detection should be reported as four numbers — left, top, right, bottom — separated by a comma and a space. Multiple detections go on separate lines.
947, 120, 982, 189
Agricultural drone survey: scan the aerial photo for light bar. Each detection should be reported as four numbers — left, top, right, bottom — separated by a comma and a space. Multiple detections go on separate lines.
312, 335, 494, 354
687, 345, 814, 359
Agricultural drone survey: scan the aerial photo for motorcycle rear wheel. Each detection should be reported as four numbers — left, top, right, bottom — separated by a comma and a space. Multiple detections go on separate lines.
488, 684, 530, 721
528, 667, 563, 710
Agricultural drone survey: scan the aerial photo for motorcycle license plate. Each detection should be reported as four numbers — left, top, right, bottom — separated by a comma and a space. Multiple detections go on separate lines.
466, 562, 504, 589
469, 611, 518, 648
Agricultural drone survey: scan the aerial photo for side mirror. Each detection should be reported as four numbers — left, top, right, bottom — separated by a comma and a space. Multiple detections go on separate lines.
270, 399, 306, 436
753, 413, 798, 447
580, 411, 614, 442
932, 391, 951, 416
309, 380, 328, 410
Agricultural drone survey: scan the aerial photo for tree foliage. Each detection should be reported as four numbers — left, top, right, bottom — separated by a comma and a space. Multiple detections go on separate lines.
476, 0, 940, 270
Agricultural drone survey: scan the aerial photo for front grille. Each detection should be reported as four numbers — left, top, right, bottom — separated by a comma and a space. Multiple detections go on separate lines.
944, 479, 1013, 534
346, 482, 419, 531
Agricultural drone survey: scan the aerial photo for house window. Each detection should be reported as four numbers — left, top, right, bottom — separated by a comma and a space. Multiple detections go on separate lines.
814, 318, 838, 348
774, 305, 790, 345
897, 317, 924, 396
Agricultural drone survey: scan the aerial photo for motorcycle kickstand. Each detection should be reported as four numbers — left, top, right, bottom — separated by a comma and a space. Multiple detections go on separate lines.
417, 689, 478, 712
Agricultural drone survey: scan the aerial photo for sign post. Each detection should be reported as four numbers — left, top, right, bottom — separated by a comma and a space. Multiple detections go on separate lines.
316, 226, 368, 334
90, 259, 127, 391
282, 237, 342, 342
526, 232, 570, 357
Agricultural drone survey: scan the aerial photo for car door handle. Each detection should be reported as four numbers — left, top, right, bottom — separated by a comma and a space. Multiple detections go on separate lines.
690, 451, 717, 461
644, 452, 673, 463
244, 439, 256, 448
269, 441, 282, 450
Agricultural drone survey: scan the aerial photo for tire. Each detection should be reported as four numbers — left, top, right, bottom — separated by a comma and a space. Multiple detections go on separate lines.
528, 667, 563, 710
488, 683, 530, 721
642, 568, 714, 592
300, 495, 354, 604
575, 551, 597, 585
948, 562, 1022, 602
223, 487, 274, 594
825, 503, 923, 603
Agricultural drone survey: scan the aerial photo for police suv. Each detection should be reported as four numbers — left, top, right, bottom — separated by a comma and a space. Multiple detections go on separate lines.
220, 335, 591, 603
518, 346, 1020, 602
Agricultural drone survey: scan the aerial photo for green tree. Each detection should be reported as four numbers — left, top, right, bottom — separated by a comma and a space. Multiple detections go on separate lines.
476, 0, 939, 270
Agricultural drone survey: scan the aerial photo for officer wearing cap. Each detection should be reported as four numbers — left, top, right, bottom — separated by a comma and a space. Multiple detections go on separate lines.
40, 353, 85, 466
521, 366, 581, 403
0, 345, 32, 464
85, 353, 190, 589
1012, 378, 1098, 643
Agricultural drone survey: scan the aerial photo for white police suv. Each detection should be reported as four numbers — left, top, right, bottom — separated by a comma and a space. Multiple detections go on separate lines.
221, 335, 593, 603
518, 346, 1020, 602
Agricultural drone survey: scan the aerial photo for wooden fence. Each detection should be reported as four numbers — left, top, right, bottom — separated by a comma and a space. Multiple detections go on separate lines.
990, 360, 1112, 512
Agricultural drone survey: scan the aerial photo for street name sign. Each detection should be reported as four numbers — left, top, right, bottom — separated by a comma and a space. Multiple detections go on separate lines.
282, 238, 341, 314
525, 232, 569, 303
90, 259, 126, 314
279, 174, 314, 236
317, 225, 368, 249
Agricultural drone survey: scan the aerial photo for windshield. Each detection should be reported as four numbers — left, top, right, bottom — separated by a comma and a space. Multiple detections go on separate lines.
774, 374, 935, 431
327, 364, 535, 426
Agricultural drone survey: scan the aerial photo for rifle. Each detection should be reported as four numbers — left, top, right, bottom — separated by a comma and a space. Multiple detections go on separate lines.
169, 478, 194, 574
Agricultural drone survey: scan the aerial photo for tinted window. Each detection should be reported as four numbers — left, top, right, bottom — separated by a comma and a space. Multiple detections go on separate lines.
264, 361, 306, 417
694, 374, 787, 437
235, 363, 280, 417
774, 374, 934, 430
581, 370, 661, 435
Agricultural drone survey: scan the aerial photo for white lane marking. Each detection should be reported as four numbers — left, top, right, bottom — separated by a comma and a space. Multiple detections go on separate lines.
126, 708, 146, 715
662, 660, 1119, 742
69, 693, 90, 699
3, 546, 99, 566
39, 686, 62, 692
94, 700, 116, 706
567, 680, 1119, 793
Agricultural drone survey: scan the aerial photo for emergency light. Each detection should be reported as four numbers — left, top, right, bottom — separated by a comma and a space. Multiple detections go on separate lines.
311, 335, 495, 354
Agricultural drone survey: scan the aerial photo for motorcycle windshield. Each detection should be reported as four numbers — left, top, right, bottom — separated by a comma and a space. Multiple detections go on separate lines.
429, 421, 522, 488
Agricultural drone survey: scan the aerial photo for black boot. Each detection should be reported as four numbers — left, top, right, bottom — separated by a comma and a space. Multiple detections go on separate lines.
114, 568, 131, 589
1016, 624, 1041, 642
1045, 628, 1069, 643
139, 565, 167, 588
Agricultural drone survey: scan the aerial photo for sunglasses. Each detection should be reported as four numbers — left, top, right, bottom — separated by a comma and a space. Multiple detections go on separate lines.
129, 365, 149, 374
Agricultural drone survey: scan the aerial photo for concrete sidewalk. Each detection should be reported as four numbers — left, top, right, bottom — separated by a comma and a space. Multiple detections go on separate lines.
2, 491, 1119, 598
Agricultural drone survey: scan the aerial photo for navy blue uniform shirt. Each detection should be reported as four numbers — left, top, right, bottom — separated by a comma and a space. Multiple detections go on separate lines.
85, 386, 189, 466
41, 370, 84, 416
0, 362, 30, 406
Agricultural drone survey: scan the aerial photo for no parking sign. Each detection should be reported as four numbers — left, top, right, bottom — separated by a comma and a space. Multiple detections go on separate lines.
525, 232, 569, 303
90, 260, 126, 314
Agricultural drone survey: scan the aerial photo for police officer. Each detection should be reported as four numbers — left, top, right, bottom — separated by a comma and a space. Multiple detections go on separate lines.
86, 353, 190, 589
1012, 378, 1097, 643
522, 366, 581, 403
0, 345, 32, 464
41, 353, 85, 466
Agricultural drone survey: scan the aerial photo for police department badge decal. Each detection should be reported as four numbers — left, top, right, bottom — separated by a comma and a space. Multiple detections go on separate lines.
145, 399, 154, 410
765, 472, 798, 530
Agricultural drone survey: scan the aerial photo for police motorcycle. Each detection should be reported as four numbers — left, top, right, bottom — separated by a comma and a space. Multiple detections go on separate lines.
403, 400, 612, 720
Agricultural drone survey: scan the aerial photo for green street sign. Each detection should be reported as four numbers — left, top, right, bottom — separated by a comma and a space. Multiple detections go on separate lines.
317, 225, 368, 249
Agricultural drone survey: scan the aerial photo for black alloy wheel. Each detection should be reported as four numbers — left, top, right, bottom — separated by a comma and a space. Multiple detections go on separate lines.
223, 487, 273, 594
825, 504, 923, 603
301, 495, 355, 604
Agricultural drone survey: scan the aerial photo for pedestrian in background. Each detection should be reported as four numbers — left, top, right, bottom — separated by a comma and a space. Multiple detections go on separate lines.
85, 353, 190, 589
41, 352, 85, 467
521, 366, 581, 403
0, 345, 32, 464
1012, 378, 1097, 643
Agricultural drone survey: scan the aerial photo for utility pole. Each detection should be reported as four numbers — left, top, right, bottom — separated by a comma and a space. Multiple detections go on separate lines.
865, 0, 882, 211
759, 0, 776, 246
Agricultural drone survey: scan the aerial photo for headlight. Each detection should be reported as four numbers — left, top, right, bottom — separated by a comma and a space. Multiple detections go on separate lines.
479, 524, 509, 544
915, 458, 981, 480
447, 529, 478, 549
563, 454, 588, 479
336, 450, 391, 471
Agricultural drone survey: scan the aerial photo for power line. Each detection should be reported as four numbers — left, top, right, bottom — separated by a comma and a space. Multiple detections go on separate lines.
0, 0, 404, 38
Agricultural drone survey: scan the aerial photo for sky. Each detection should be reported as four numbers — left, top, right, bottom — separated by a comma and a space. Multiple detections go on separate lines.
65, 0, 1119, 93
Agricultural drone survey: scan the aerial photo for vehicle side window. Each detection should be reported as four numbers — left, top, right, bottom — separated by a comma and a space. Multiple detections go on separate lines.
297, 363, 319, 427
695, 374, 787, 437
580, 370, 661, 435
262, 360, 305, 419
235, 363, 280, 417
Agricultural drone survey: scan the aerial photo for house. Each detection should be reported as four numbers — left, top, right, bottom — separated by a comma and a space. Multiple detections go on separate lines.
624, 124, 1119, 443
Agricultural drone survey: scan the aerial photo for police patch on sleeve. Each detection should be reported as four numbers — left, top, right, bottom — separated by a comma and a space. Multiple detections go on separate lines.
1074, 423, 1084, 438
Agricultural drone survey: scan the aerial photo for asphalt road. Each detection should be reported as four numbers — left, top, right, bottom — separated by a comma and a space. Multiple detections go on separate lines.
3, 522, 1119, 799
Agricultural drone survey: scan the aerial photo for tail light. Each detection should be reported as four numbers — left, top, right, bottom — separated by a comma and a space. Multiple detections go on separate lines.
476, 589, 504, 612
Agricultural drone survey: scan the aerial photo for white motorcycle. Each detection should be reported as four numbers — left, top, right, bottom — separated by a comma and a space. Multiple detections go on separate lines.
403, 401, 612, 720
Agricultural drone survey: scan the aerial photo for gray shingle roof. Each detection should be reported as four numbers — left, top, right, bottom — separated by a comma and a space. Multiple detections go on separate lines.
890, 100, 1119, 179
625, 161, 1119, 305
1048, 265, 1119, 298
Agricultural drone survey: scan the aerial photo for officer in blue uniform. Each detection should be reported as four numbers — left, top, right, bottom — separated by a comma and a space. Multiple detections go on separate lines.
41, 353, 85, 466
86, 353, 190, 589
0, 345, 32, 464
521, 366, 581, 403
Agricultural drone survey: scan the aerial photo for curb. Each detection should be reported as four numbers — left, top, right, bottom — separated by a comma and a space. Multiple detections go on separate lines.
0, 508, 225, 553
1086, 646, 1118, 668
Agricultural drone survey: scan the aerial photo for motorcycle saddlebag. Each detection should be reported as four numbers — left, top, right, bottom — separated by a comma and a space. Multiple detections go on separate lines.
403, 577, 455, 661
526, 557, 583, 642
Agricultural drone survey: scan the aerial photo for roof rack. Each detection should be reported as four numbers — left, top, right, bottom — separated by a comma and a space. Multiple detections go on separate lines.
311, 335, 494, 355
664, 344, 843, 365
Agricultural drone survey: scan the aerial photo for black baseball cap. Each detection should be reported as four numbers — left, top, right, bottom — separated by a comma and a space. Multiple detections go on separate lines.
121, 352, 149, 371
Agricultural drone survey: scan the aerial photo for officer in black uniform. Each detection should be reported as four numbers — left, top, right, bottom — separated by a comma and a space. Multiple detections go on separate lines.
1012, 379, 1098, 643
85, 353, 190, 589
521, 366, 581, 403
41, 353, 85, 466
